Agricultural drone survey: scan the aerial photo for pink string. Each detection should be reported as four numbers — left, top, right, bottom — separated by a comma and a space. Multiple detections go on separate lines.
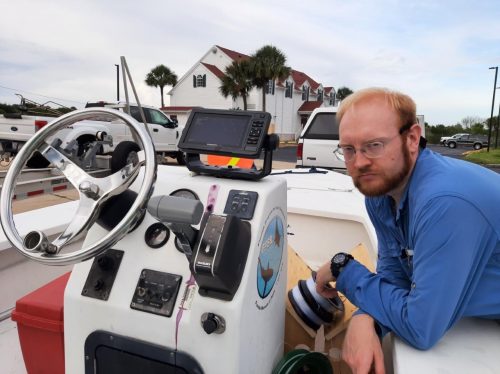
174, 183, 220, 350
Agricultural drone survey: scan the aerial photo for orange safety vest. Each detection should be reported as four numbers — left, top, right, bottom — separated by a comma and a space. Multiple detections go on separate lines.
206, 155, 255, 169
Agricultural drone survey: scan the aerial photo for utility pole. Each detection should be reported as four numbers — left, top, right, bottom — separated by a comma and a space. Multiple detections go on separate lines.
115, 64, 120, 102
496, 86, 500, 148
487, 67, 498, 152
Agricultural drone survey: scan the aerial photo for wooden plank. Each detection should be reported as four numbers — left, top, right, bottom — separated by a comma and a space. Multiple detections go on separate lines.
284, 243, 375, 372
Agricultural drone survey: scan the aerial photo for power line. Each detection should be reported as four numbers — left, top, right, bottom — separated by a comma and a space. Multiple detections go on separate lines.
0, 84, 85, 105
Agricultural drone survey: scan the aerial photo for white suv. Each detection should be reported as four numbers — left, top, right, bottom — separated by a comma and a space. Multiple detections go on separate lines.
296, 107, 345, 170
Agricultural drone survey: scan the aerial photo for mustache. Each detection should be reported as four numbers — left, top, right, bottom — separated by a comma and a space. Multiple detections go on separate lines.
355, 166, 373, 174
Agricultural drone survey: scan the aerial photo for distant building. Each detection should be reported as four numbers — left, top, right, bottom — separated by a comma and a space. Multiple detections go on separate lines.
164, 45, 337, 141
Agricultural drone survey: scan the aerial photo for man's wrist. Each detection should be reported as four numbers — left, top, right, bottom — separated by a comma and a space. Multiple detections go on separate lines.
330, 252, 354, 279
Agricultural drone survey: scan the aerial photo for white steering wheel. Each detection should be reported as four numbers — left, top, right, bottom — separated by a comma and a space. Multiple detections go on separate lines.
0, 108, 156, 265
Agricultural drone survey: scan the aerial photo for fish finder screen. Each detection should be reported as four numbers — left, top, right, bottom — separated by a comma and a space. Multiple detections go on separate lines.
184, 112, 249, 148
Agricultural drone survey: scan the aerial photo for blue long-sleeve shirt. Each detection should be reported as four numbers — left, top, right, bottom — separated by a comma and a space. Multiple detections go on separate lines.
336, 148, 500, 350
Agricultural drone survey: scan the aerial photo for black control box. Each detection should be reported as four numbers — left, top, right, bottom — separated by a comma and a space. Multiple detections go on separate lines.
130, 269, 182, 317
223, 190, 258, 220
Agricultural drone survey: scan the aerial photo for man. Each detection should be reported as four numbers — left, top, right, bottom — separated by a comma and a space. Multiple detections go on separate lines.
315, 88, 500, 374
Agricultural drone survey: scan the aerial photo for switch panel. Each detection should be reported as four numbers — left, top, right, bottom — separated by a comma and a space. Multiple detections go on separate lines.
82, 249, 124, 301
223, 190, 258, 220
130, 269, 182, 317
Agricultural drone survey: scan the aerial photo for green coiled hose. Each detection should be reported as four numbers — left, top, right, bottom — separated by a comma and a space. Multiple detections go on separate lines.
272, 349, 333, 374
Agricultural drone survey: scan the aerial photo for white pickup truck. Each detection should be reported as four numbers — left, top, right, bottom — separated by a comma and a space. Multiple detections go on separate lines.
0, 113, 54, 154
296, 106, 346, 171
0, 103, 185, 167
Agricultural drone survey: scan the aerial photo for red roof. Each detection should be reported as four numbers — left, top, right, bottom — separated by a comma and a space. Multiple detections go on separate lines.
324, 87, 334, 94
297, 101, 323, 113
216, 45, 250, 62
201, 62, 225, 79
290, 69, 321, 91
215, 46, 332, 94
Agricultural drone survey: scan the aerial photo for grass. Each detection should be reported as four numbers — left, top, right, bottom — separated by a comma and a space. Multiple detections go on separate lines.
464, 148, 500, 165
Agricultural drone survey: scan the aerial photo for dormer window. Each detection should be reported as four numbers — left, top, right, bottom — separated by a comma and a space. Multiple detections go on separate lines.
329, 92, 337, 105
302, 86, 309, 101
317, 89, 323, 102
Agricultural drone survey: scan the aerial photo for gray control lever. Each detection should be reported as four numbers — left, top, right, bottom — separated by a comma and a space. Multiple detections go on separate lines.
147, 195, 203, 256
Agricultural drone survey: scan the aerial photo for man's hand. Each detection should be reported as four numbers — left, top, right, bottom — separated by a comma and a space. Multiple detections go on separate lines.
342, 314, 385, 374
315, 261, 338, 298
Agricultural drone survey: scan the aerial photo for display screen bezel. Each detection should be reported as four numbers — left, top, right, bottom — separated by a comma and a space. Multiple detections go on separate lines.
178, 109, 269, 157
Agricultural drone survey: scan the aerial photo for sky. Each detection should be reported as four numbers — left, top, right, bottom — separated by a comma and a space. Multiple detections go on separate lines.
1, 0, 500, 126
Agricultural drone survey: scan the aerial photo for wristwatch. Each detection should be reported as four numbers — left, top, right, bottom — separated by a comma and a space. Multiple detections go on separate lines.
330, 252, 354, 279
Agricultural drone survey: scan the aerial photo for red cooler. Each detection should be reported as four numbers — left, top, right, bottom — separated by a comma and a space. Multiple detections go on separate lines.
11, 272, 70, 374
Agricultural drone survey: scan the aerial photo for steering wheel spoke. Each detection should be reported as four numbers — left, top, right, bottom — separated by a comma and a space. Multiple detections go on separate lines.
50, 197, 100, 253
39, 142, 92, 189
98, 150, 146, 198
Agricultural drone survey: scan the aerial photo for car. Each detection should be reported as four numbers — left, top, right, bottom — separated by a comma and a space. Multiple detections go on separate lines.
296, 107, 345, 170
445, 134, 488, 150
440, 133, 469, 146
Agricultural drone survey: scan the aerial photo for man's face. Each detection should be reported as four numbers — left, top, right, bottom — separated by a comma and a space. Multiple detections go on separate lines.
339, 99, 413, 197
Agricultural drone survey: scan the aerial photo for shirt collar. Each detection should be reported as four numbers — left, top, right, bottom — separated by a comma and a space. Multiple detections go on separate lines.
391, 148, 426, 221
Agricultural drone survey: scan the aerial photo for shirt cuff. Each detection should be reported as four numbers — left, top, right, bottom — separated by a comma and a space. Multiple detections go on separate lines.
337, 261, 390, 338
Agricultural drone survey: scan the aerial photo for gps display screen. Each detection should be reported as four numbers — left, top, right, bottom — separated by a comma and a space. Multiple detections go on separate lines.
184, 112, 249, 148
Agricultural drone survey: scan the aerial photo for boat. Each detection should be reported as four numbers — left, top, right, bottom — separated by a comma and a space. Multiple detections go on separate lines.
1, 107, 499, 374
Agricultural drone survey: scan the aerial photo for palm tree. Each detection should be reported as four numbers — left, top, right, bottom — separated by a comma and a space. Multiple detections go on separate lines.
250, 45, 291, 111
145, 65, 177, 107
219, 60, 253, 110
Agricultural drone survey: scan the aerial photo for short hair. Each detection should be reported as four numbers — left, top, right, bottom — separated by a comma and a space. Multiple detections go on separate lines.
337, 87, 417, 132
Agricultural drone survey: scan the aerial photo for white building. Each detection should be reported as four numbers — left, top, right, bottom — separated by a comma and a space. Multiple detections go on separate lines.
164, 45, 337, 141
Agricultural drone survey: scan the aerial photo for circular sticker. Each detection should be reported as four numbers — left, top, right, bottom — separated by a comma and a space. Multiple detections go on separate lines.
257, 215, 284, 299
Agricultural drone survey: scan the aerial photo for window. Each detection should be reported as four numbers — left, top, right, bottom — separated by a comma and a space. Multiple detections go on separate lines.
193, 74, 206, 88
285, 81, 293, 98
129, 106, 144, 123
317, 89, 323, 102
303, 112, 339, 140
266, 80, 275, 95
302, 86, 309, 101
147, 108, 171, 126
329, 92, 337, 106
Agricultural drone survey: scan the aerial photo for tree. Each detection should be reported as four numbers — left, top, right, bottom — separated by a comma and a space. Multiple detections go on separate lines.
250, 45, 291, 111
461, 116, 484, 130
145, 65, 177, 108
336, 86, 354, 101
219, 60, 253, 110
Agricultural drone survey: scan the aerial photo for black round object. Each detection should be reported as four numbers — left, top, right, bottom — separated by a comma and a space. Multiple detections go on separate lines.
298, 279, 333, 324
111, 141, 140, 173
169, 188, 199, 201
97, 189, 144, 232
176, 152, 186, 165
202, 314, 219, 335
311, 271, 345, 313
144, 222, 170, 249
288, 289, 320, 331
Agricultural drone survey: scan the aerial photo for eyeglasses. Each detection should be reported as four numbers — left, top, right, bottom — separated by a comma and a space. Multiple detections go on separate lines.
334, 134, 401, 163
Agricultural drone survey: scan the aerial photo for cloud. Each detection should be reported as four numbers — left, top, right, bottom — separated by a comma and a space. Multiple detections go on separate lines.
1, 0, 499, 124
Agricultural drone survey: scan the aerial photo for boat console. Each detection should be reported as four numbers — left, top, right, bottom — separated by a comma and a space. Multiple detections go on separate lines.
1, 108, 287, 373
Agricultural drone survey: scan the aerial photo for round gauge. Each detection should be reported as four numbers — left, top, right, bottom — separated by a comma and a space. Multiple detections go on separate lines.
169, 188, 199, 201
144, 222, 170, 249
